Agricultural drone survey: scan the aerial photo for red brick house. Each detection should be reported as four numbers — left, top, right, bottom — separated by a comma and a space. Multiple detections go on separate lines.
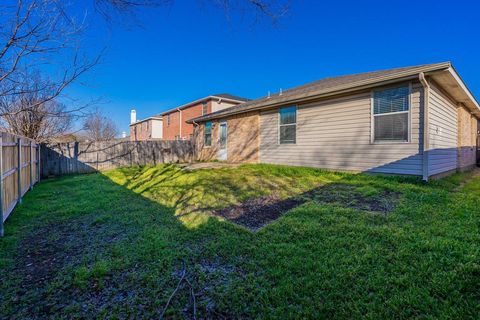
129, 110, 163, 141
162, 94, 248, 141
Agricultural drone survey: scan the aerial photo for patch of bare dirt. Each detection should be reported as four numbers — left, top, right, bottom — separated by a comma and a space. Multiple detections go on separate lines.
214, 193, 304, 231
213, 183, 402, 231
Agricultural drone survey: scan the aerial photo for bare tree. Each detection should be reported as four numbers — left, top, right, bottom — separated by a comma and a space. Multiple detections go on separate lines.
0, 1, 100, 108
0, 0, 288, 104
0, 0, 288, 140
0, 73, 73, 142
83, 108, 118, 141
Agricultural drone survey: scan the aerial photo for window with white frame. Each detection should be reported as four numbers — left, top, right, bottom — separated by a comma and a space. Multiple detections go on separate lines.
279, 106, 297, 144
204, 121, 212, 146
202, 102, 208, 115
373, 86, 409, 142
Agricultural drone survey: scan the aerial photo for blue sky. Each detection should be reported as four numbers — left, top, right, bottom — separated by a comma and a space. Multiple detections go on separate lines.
66, 0, 480, 134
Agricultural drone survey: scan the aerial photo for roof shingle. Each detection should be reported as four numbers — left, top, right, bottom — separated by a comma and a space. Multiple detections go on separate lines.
189, 62, 452, 123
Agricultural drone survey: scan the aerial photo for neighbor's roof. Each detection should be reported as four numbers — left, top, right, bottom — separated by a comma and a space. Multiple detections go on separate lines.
129, 115, 162, 126
188, 62, 480, 123
159, 94, 249, 116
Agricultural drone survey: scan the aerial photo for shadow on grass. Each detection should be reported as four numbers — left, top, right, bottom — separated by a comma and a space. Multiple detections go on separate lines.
0, 171, 257, 319
1, 165, 478, 319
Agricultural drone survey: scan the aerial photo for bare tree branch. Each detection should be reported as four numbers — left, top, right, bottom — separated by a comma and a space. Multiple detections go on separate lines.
83, 108, 118, 141
0, 73, 74, 142
0, 0, 289, 142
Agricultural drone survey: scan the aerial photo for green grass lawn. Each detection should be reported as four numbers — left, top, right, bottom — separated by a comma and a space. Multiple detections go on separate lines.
1, 164, 479, 319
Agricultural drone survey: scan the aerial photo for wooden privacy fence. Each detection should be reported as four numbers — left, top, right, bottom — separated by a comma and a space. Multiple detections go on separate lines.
41, 140, 193, 177
0, 132, 40, 236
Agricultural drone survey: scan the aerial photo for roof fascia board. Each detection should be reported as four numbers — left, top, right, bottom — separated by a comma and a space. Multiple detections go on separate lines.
446, 66, 480, 112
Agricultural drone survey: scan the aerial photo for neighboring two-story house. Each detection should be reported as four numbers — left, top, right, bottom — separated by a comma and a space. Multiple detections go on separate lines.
161, 94, 249, 140
129, 110, 163, 141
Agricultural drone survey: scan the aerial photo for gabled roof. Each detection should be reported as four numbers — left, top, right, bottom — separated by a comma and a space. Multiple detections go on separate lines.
159, 94, 249, 116
188, 62, 480, 123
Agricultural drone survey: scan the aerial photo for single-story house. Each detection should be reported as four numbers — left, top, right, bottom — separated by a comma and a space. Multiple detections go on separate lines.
161, 94, 249, 141
188, 62, 479, 180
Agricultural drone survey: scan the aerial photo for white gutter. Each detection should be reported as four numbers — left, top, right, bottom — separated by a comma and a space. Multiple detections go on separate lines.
419, 72, 430, 181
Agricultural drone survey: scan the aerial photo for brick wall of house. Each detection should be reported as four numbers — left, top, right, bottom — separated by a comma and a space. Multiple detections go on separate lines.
163, 101, 212, 140
130, 120, 151, 141
226, 112, 259, 163
163, 111, 181, 140
181, 101, 211, 139
194, 111, 259, 163
457, 106, 478, 170
194, 119, 218, 161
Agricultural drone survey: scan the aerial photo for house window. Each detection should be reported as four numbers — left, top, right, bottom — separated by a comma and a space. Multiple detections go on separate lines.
204, 121, 212, 146
373, 86, 410, 142
167, 114, 170, 126
202, 102, 208, 115
279, 106, 296, 144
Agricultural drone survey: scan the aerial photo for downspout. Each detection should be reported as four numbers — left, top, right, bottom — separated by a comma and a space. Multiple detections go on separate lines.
177, 108, 182, 139
419, 72, 430, 181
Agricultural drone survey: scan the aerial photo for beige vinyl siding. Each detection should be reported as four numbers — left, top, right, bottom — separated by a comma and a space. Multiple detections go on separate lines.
211, 101, 239, 113
259, 82, 423, 175
427, 82, 458, 176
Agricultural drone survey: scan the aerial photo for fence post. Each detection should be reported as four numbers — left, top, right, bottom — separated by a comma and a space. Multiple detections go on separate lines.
17, 137, 22, 204
0, 134, 4, 237
29, 140, 33, 190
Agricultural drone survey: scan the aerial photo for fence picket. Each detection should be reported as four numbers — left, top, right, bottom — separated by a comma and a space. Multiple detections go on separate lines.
0, 132, 39, 236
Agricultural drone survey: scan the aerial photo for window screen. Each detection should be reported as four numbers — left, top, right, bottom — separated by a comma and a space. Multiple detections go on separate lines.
279, 106, 296, 144
204, 121, 212, 146
373, 86, 409, 142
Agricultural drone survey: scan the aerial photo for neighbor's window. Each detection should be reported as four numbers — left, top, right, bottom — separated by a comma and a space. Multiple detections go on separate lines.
279, 106, 297, 144
373, 86, 409, 142
202, 102, 208, 115
167, 114, 171, 126
204, 121, 212, 146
